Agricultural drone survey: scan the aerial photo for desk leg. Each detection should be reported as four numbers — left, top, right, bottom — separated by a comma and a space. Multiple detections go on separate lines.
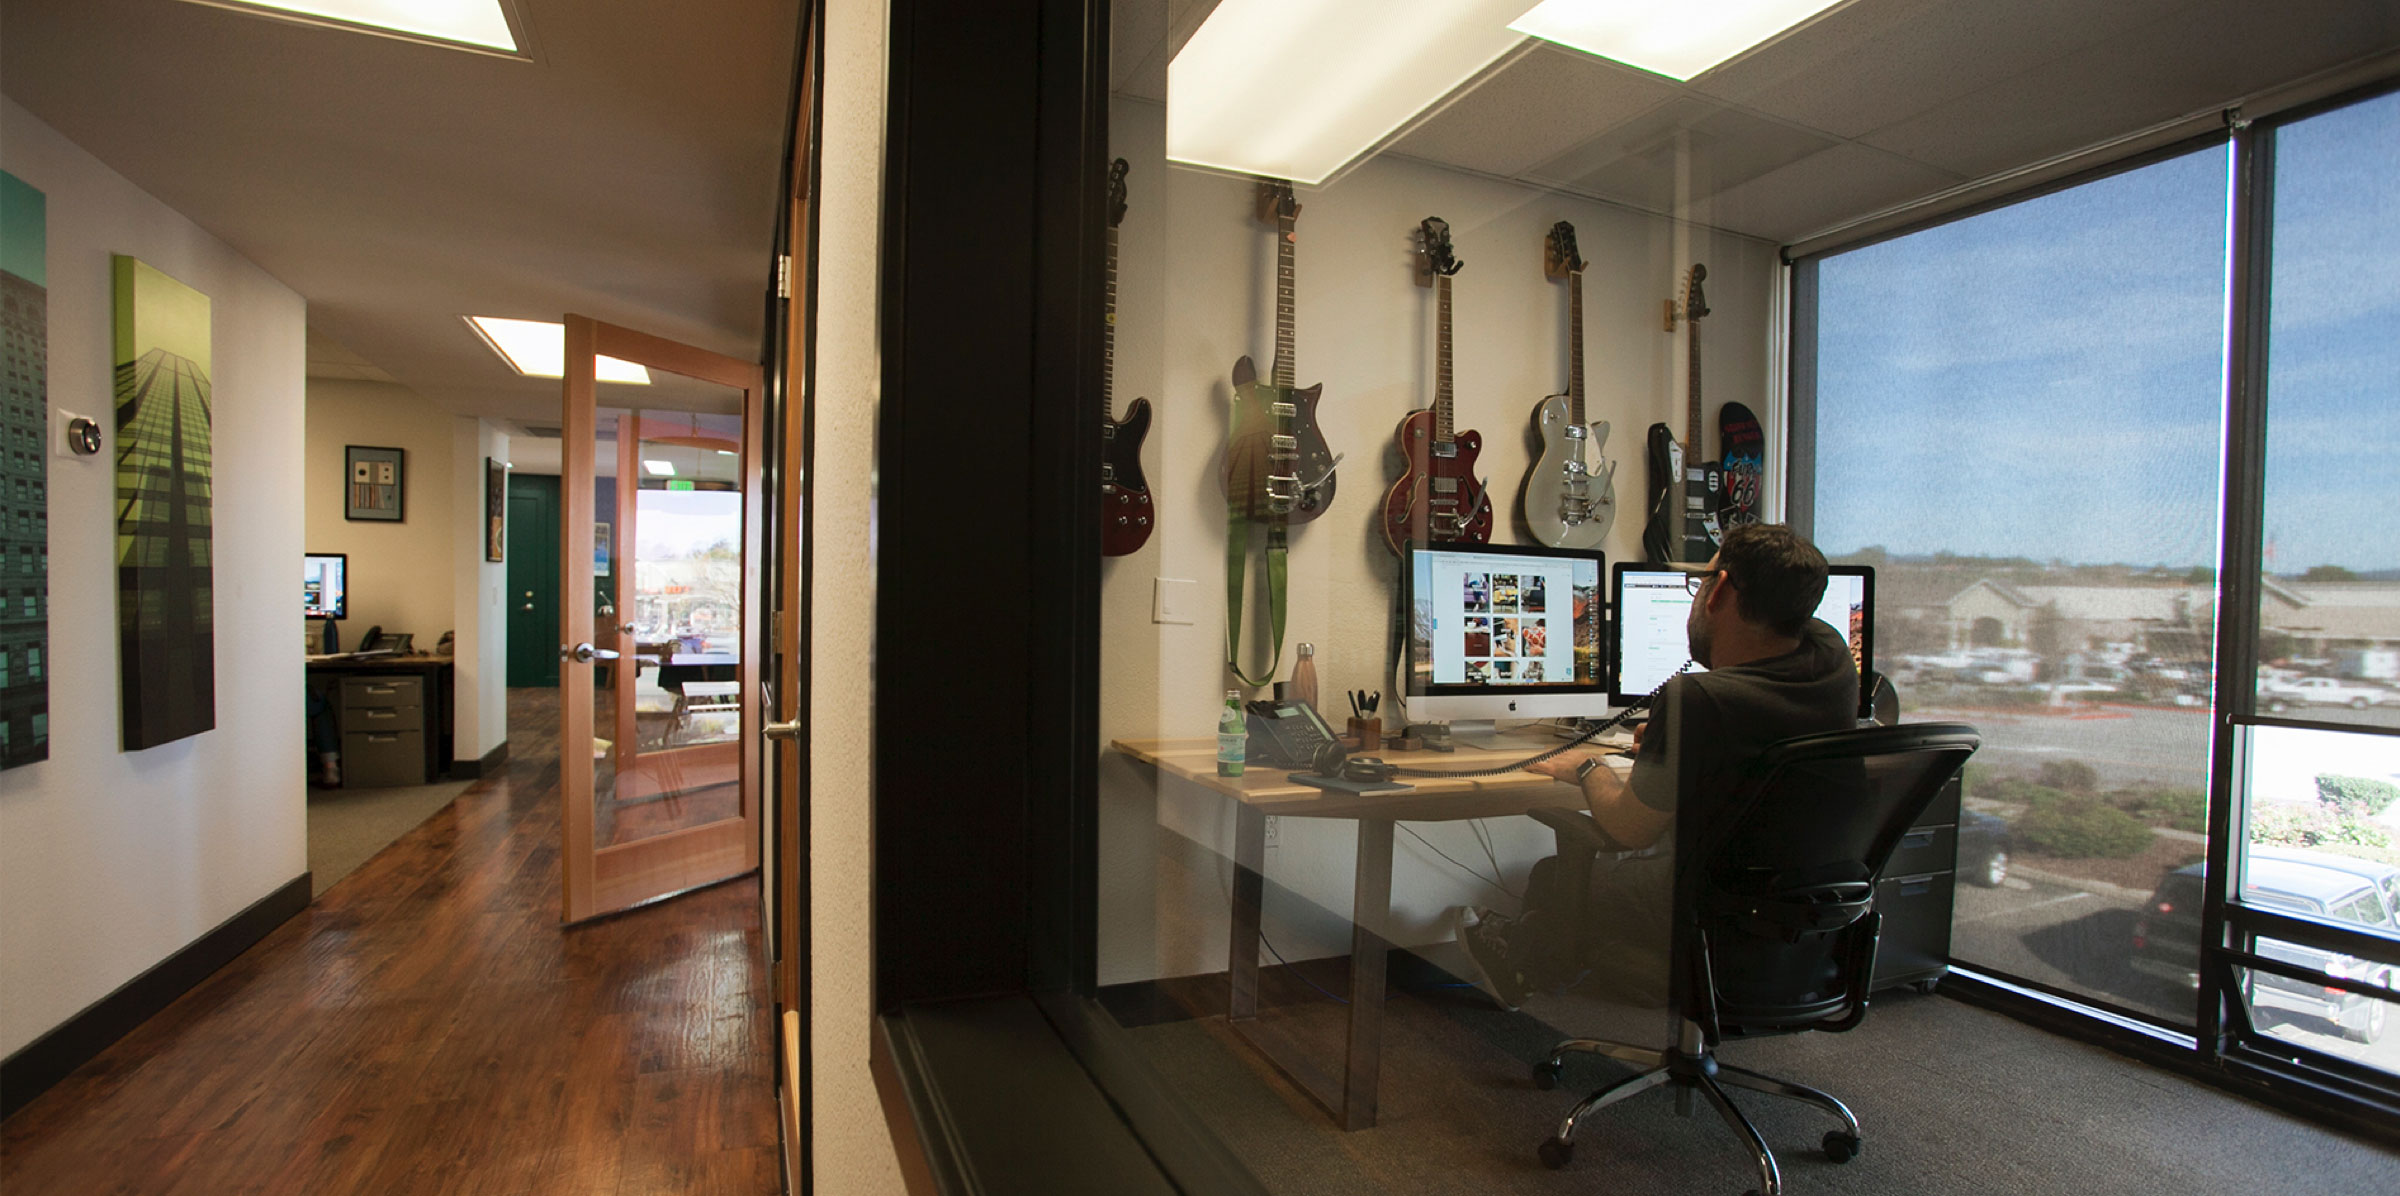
1342, 817, 1395, 1130
1229, 802, 1264, 1022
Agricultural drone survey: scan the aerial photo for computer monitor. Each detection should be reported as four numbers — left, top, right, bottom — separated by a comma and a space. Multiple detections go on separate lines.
304, 553, 347, 621
1401, 541, 1608, 731
1610, 562, 1875, 706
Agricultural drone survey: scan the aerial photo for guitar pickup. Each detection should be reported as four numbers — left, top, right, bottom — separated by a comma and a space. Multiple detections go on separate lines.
1270, 434, 1298, 453
1431, 478, 1459, 494
1270, 402, 1297, 419
1563, 424, 1587, 440
1430, 442, 1458, 459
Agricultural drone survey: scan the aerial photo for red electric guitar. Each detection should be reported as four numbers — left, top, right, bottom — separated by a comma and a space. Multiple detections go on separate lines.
1380, 216, 1493, 554
1099, 159, 1155, 556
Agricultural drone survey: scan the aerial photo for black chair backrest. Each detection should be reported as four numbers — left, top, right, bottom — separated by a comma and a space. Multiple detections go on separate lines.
1682, 723, 1981, 1032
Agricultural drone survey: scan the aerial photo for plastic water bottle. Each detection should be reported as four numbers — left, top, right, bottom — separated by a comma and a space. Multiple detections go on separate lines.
1216, 690, 1247, 777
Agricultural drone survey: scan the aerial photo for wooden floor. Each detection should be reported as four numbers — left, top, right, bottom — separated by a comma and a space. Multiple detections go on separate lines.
0, 689, 782, 1196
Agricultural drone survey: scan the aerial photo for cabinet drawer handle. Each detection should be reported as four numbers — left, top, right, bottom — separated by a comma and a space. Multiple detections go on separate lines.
364, 709, 396, 719
1900, 830, 1936, 850
368, 733, 400, 743
1898, 878, 1933, 896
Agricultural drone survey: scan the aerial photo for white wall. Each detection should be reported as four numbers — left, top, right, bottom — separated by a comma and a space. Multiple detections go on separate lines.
0, 99, 308, 1059
1098, 98, 1782, 983
452, 418, 508, 761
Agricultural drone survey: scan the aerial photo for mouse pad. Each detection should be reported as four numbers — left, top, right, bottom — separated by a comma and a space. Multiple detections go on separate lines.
1288, 773, 1415, 795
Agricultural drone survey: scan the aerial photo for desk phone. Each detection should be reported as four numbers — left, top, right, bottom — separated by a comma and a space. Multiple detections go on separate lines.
1244, 699, 1338, 769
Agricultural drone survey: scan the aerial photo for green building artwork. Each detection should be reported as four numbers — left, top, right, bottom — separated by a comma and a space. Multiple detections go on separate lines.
1, 172, 48, 768
114, 255, 216, 749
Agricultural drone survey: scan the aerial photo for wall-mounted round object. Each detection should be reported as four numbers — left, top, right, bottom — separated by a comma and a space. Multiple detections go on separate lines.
67, 417, 102, 455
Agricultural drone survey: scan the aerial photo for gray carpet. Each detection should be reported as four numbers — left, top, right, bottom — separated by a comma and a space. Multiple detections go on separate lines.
305, 778, 473, 896
1130, 985, 2400, 1195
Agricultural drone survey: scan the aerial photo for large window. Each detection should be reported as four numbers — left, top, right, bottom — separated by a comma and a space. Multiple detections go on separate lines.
1809, 145, 2232, 1027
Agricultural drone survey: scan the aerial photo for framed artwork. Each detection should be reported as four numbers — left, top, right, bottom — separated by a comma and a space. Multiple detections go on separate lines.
346, 445, 405, 521
485, 457, 506, 561
594, 521, 612, 570
2, 172, 49, 767
113, 254, 217, 749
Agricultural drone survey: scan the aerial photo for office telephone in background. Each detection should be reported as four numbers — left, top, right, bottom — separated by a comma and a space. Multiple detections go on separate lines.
1244, 699, 1338, 769
355, 625, 385, 652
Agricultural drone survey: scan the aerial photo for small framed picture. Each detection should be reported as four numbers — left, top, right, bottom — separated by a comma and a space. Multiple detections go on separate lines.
345, 445, 405, 522
485, 457, 507, 561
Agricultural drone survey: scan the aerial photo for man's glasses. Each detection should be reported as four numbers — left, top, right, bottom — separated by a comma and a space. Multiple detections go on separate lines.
1685, 571, 1717, 597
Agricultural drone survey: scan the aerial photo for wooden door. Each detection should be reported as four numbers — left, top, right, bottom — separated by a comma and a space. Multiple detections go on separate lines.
559, 316, 765, 923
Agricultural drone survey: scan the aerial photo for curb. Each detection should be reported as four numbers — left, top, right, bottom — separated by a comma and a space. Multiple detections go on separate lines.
2007, 862, 2154, 904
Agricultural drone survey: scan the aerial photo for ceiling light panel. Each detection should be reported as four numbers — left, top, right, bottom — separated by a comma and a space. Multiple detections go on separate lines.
180, 1, 520, 53
1168, 0, 1533, 185
467, 316, 651, 385
1511, 0, 1846, 82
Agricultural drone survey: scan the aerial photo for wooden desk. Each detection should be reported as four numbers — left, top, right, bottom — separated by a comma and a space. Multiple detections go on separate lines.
1113, 735, 1599, 1130
307, 654, 456, 783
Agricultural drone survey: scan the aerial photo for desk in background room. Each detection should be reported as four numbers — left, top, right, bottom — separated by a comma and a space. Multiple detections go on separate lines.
306, 654, 456, 787
1113, 736, 1604, 1131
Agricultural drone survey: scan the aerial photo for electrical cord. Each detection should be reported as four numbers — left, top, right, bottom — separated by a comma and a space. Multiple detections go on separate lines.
1380, 663, 1693, 779
1398, 822, 1517, 900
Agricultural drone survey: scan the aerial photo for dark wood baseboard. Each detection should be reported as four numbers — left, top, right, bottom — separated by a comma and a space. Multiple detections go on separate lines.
0, 872, 312, 1121
449, 739, 508, 779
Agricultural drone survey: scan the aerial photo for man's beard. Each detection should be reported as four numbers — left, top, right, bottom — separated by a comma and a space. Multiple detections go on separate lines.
1686, 598, 1712, 668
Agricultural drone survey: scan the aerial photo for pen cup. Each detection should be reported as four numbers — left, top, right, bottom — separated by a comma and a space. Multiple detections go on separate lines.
1347, 717, 1382, 750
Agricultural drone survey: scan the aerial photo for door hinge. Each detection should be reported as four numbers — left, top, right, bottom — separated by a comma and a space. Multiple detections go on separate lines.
776, 254, 792, 300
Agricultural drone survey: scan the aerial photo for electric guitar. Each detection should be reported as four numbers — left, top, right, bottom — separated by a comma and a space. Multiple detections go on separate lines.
1381, 217, 1493, 554
1643, 264, 1719, 563
1099, 159, 1155, 556
1523, 220, 1614, 550
1225, 181, 1339, 525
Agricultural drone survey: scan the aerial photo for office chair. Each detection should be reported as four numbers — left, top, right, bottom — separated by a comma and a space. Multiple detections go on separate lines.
1525, 722, 1980, 1196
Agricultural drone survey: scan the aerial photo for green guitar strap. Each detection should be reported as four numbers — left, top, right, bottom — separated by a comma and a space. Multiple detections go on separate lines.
1225, 511, 1288, 689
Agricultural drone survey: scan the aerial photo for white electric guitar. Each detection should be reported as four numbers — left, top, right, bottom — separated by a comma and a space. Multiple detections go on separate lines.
1524, 221, 1614, 550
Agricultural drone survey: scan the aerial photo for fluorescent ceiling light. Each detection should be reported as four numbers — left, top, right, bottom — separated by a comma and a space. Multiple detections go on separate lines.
1169, 0, 1531, 185
1511, 0, 1845, 81
180, 1, 519, 52
643, 460, 677, 476
466, 316, 651, 385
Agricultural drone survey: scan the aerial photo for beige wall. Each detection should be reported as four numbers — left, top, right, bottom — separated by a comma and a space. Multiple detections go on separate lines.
1097, 98, 1783, 983
305, 379, 457, 648
0, 99, 309, 1059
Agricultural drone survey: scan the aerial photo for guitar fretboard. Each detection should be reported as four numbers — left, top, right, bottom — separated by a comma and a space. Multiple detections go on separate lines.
1435, 274, 1454, 444
1568, 270, 1585, 427
1103, 225, 1118, 420
1685, 280, 1705, 455
1272, 214, 1296, 388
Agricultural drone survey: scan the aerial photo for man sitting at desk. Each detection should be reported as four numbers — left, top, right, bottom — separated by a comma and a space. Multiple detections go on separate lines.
1456, 524, 1859, 1010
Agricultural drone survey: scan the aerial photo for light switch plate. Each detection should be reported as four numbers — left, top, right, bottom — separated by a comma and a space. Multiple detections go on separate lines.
1153, 577, 1197, 625
54, 410, 102, 459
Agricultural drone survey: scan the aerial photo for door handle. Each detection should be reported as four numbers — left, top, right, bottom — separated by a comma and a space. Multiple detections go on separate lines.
620, 623, 636, 635
763, 719, 803, 742
561, 642, 621, 663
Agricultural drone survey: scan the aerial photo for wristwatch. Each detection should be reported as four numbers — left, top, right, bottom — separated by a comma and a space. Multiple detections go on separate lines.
1574, 756, 1606, 786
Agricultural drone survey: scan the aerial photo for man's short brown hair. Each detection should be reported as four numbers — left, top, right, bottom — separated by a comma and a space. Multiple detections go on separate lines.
1716, 524, 1829, 637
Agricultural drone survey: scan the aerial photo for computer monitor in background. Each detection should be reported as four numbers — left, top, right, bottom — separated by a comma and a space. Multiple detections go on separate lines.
304, 553, 347, 651
1610, 562, 1875, 706
1401, 541, 1608, 736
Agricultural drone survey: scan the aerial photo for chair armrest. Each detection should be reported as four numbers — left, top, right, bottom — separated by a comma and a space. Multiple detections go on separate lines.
1527, 806, 1635, 856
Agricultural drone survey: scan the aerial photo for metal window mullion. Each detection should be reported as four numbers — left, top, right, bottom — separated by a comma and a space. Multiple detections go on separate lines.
2198, 113, 2274, 1061
2226, 903, 2400, 970
2217, 947, 2399, 1003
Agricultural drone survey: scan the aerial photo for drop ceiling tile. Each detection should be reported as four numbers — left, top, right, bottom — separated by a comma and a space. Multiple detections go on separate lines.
1384, 46, 1681, 178
1862, 0, 2400, 177
1695, 0, 2192, 139
1702, 144, 1965, 243
1110, 0, 1170, 95
1529, 98, 1844, 213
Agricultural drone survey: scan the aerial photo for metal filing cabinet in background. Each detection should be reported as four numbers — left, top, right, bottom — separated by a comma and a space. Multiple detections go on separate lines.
341, 676, 425, 787
1873, 774, 1961, 993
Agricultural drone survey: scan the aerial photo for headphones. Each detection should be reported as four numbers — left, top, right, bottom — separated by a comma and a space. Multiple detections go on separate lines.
1309, 738, 1398, 783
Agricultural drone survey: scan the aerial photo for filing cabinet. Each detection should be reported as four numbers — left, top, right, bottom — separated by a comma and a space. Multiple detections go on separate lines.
341, 675, 425, 787
1872, 774, 1960, 993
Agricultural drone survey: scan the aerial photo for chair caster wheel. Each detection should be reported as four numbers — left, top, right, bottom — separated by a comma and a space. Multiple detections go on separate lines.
1823, 1130, 1861, 1163
1537, 1137, 1573, 1169
1531, 1061, 1561, 1090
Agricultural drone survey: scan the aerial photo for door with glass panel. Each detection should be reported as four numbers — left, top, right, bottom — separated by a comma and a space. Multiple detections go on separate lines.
559, 314, 765, 923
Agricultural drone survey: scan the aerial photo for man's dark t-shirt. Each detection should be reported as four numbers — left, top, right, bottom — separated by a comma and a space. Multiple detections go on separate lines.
1626, 619, 1860, 828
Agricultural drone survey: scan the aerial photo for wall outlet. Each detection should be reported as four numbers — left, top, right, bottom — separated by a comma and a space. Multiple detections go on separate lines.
1153, 577, 1197, 625
1263, 815, 1280, 850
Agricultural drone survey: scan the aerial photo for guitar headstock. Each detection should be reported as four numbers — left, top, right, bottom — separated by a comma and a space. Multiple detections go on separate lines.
1545, 221, 1584, 280
1108, 158, 1129, 229
1420, 217, 1463, 278
1686, 263, 1710, 322
1256, 179, 1300, 227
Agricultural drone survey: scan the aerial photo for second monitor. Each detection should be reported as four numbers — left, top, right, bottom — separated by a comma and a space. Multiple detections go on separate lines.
1402, 541, 1609, 728
1610, 562, 1875, 707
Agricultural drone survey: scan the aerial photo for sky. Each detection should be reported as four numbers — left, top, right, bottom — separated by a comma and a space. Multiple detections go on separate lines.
1813, 90, 2398, 573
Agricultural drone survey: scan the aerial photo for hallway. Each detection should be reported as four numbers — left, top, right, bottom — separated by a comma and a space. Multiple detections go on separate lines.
0, 690, 781, 1195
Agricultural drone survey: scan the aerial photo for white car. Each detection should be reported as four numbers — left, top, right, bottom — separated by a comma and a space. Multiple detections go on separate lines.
2260, 676, 2393, 712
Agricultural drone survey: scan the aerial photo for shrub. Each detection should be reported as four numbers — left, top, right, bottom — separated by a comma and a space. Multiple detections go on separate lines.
2114, 786, 2209, 833
2015, 797, 2155, 858
2316, 774, 2400, 819
2252, 805, 2396, 854
2037, 760, 2099, 793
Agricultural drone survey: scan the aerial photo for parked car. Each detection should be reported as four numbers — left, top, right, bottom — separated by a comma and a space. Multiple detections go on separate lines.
1957, 809, 2011, 888
2131, 857, 2394, 1043
2259, 676, 2394, 712
2251, 846, 2400, 926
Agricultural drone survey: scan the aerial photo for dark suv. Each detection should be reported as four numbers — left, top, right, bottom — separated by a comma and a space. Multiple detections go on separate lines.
2131, 852, 2395, 1044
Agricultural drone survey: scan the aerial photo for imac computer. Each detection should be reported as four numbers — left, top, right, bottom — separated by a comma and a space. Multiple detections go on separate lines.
304, 552, 347, 652
1610, 562, 1875, 707
1401, 541, 1609, 739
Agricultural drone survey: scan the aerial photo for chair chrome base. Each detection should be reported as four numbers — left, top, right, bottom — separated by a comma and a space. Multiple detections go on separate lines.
1532, 1021, 1861, 1196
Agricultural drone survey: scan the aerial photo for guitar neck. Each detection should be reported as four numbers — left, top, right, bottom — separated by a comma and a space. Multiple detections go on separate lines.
1272, 214, 1296, 388
1103, 225, 1118, 420
1685, 312, 1703, 455
1567, 271, 1585, 427
1434, 273, 1453, 443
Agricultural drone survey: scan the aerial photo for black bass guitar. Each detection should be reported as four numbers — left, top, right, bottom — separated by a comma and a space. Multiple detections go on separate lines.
1644, 264, 1719, 563
1100, 158, 1154, 556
